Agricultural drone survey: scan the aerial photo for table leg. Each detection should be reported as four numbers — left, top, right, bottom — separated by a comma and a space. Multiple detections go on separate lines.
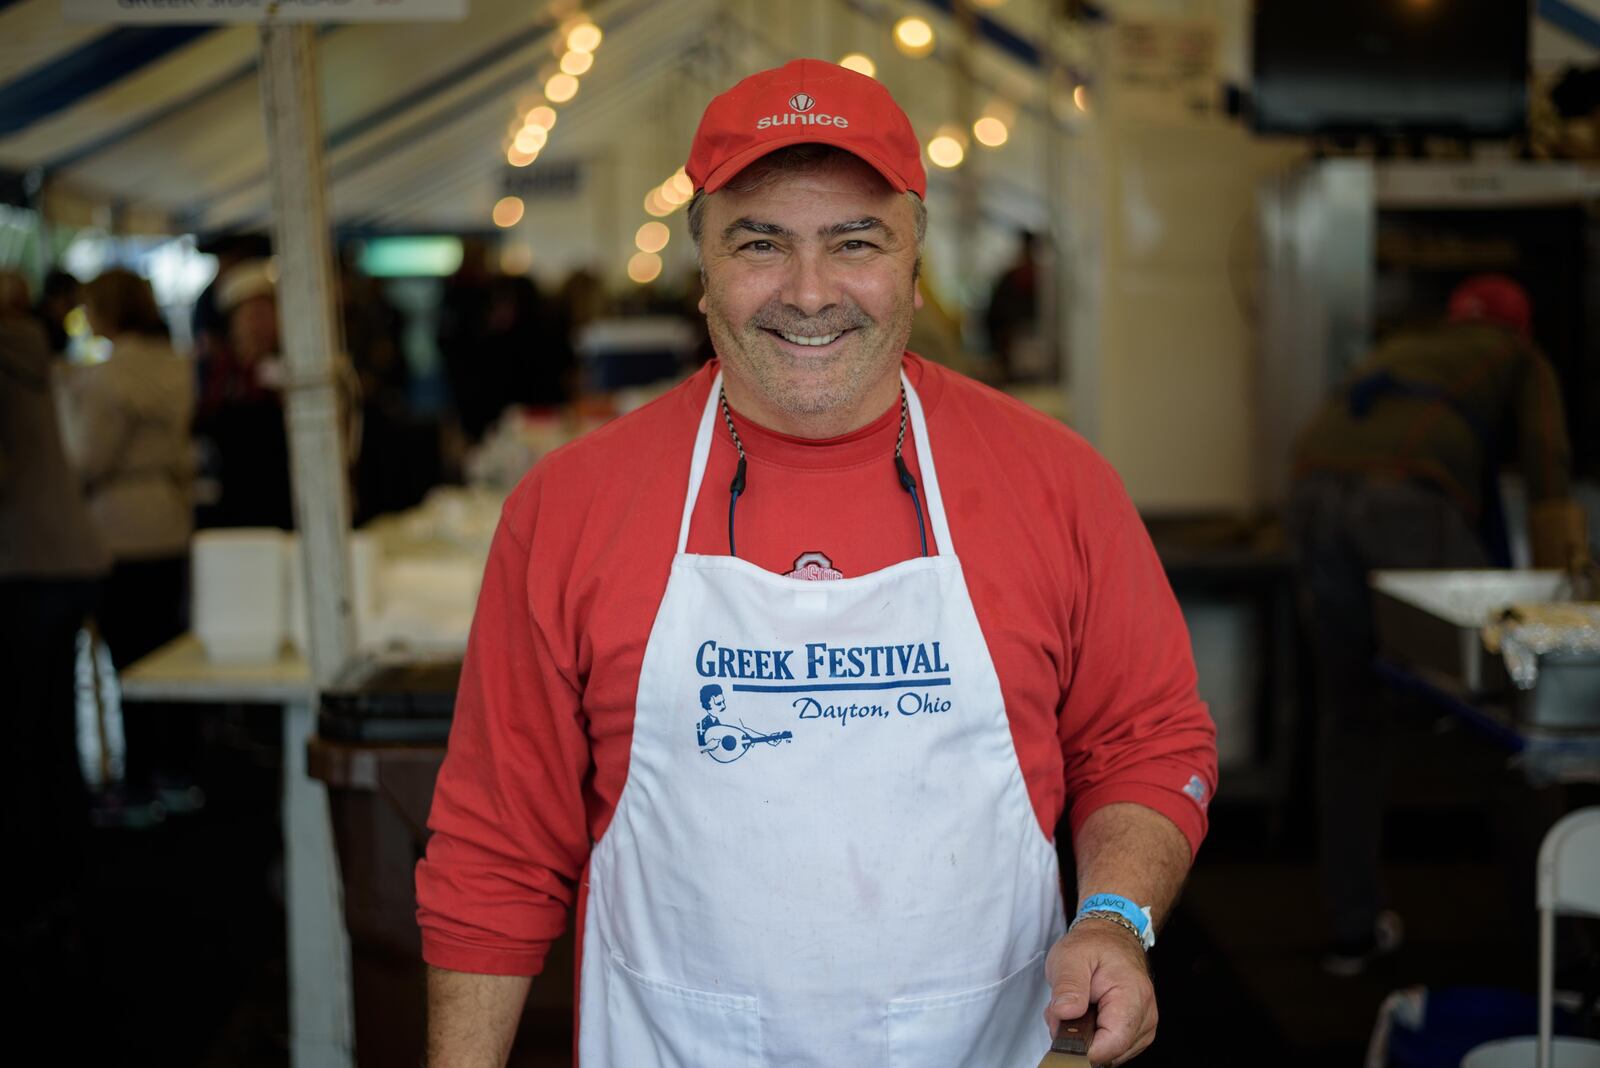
283, 699, 355, 1068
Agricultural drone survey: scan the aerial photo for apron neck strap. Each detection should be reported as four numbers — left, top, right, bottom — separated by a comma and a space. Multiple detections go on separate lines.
901, 368, 953, 556
676, 366, 955, 558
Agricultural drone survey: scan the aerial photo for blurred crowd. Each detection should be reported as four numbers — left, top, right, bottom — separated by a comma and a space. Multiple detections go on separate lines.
0, 237, 595, 955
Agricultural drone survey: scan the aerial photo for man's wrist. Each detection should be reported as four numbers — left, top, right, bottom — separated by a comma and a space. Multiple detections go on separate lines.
1067, 910, 1143, 944
1072, 892, 1156, 950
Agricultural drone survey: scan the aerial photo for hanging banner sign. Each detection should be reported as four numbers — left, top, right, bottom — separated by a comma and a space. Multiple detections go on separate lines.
62, 0, 467, 23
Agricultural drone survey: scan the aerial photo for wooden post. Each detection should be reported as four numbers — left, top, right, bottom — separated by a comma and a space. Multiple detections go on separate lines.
257, 23, 356, 690
257, 24, 356, 1068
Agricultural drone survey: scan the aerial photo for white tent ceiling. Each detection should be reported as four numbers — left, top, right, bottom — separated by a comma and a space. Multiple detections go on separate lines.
0, 0, 1595, 281
0, 0, 1067, 238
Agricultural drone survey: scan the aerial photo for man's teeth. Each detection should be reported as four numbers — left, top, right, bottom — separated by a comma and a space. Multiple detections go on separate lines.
777, 330, 842, 347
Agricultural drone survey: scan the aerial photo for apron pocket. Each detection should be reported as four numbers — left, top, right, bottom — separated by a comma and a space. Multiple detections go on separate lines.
604, 952, 762, 1068
885, 949, 1051, 1068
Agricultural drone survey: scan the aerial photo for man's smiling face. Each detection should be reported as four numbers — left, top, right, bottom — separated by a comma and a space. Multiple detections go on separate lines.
698, 151, 922, 438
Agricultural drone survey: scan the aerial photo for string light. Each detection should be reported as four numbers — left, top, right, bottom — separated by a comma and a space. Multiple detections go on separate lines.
514, 125, 548, 153
498, 16, 600, 176
635, 221, 670, 254
973, 116, 1008, 147
493, 196, 525, 228
545, 73, 579, 103
893, 17, 934, 57
838, 53, 876, 78
566, 22, 603, 53
627, 251, 662, 284
927, 133, 965, 168
1073, 84, 1090, 113
560, 49, 594, 76
644, 188, 674, 217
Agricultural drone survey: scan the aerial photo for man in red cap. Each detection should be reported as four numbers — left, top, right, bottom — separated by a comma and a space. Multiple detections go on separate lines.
1289, 274, 1587, 977
418, 59, 1217, 1067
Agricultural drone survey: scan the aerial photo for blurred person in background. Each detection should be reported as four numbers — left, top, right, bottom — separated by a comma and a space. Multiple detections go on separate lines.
193, 259, 295, 530
984, 229, 1042, 384
33, 269, 82, 355
340, 251, 414, 522
1287, 273, 1587, 977
0, 268, 111, 981
191, 234, 271, 398
56, 268, 197, 803
438, 242, 573, 444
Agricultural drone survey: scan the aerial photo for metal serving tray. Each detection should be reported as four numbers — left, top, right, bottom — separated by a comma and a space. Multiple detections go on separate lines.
1370, 570, 1600, 730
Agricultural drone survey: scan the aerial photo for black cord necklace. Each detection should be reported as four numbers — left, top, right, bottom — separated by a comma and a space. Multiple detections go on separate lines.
719, 385, 929, 560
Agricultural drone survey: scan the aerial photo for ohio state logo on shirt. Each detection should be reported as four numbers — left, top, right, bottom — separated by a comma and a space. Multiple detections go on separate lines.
786, 551, 844, 581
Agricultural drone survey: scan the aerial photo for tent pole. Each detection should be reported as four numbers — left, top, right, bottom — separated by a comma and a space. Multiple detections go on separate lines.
257, 24, 357, 1068
257, 23, 356, 690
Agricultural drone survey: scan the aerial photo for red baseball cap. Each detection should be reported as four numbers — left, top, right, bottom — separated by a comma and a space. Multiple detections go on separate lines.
1448, 274, 1533, 338
686, 58, 927, 198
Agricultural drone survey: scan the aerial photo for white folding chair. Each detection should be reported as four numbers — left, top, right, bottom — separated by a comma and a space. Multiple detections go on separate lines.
1461, 807, 1600, 1068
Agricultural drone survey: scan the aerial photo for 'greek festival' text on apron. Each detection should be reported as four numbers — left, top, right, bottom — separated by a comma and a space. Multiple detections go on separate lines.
578, 371, 1065, 1067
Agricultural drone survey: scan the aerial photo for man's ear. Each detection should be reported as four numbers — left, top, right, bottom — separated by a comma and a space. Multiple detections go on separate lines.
914, 280, 924, 311
698, 295, 708, 314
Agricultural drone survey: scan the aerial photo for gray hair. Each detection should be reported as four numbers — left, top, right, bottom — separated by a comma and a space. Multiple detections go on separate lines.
685, 144, 926, 277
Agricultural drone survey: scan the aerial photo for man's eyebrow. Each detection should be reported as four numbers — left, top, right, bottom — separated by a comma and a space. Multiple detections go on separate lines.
721, 218, 793, 242
821, 217, 892, 239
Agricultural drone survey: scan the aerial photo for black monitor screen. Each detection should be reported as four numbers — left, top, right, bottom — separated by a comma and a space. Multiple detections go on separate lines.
1252, 0, 1529, 138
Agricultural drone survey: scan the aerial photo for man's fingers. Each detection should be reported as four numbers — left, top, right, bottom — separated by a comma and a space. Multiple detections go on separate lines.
1045, 948, 1093, 1023
1086, 988, 1157, 1066
1085, 987, 1139, 1063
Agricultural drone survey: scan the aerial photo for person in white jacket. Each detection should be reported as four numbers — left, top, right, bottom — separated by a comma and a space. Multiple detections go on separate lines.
57, 268, 196, 790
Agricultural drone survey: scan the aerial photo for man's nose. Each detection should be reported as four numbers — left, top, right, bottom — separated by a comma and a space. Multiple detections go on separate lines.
780, 246, 841, 319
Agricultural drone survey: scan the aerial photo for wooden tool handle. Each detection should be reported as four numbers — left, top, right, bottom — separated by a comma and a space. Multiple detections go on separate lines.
1051, 1004, 1096, 1055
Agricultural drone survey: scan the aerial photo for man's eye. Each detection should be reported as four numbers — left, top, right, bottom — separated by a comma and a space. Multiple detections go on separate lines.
839, 240, 877, 252
741, 240, 777, 253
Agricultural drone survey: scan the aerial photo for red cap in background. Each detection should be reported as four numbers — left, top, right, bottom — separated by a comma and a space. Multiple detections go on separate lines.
1447, 274, 1533, 338
686, 58, 926, 198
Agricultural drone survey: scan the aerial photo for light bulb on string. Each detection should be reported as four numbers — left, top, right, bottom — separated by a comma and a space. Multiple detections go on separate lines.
635, 221, 670, 254
927, 132, 965, 169
893, 17, 934, 57
644, 188, 673, 217
627, 251, 662, 284
567, 22, 603, 53
493, 196, 525, 228
838, 53, 876, 78
514, 125, 548, 153
546, 73, 579, 103
973, 116, 1008, 147
560, 49, 594, 76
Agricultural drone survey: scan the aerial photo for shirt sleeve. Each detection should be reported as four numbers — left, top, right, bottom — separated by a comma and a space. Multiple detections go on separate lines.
1057, 480, 1218, 857
415, 480, 592, 976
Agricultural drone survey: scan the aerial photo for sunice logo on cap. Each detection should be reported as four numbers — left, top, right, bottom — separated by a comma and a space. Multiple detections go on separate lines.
758, 91, 849, 130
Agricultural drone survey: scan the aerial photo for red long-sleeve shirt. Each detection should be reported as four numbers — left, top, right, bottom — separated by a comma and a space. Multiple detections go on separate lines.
416, 355, 1218, 976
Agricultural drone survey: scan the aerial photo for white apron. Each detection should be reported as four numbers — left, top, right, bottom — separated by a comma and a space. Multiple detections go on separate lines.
578, 371, 1065, 1068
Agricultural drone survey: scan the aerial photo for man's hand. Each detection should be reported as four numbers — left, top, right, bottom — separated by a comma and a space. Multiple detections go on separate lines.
1044, 917, 1156, 1067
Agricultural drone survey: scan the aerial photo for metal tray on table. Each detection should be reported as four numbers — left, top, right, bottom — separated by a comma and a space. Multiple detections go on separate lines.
1370, 570, 1600, 730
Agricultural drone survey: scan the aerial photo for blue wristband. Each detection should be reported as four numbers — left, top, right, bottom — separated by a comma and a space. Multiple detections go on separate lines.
1075, 893, 1155, 950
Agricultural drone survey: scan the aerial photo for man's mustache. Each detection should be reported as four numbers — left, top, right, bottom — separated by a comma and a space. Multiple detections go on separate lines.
749, 302, 871, 335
